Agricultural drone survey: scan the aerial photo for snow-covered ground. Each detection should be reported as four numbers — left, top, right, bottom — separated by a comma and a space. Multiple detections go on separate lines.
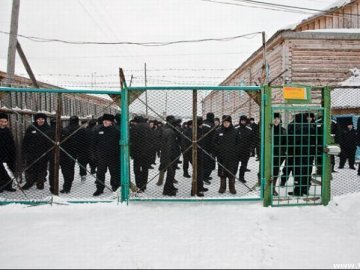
0, 192, 360, 269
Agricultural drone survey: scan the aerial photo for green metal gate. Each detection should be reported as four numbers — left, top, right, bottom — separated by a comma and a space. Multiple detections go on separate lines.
263, 86, 332, 207
120, 84, 265, 203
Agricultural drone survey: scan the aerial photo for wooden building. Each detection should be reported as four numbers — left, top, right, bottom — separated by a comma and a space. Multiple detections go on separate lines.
203, 0, 360, 121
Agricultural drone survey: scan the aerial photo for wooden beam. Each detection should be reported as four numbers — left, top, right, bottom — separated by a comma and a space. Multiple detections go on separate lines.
16, 41, 39, 88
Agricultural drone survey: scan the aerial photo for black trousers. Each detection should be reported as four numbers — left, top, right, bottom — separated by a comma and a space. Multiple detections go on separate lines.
78, 154, 97, 176
238, 154, 250, 180
293, 157, 312, 196
163, 162, 177, 194
133, 159, 150, 191
60, 155, 76, 192
339, 149, 356, 168
203, 153, 215, 179
273, 155, 286, 186
0, 163, 13, 190
183, 153, 190, 173
95, 159, 120, 192
25, 157, 48, 186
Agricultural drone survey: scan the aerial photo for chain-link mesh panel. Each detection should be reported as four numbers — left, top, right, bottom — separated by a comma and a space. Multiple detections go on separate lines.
270, 107, 324, 206
0, 90, 121, 203
330, 87, 360, 197
128, 89, 261, 201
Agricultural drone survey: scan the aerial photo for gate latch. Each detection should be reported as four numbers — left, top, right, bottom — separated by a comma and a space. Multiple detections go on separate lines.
324, 145, 341, 156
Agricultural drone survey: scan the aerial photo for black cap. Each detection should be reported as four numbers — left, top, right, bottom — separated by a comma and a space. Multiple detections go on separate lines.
214, 117, 220, 122
274, 113, 281, 119
69, 116, 79, 125
34, 113, 47, 121
88, 119, 97, 128
0, 113, 8, 120
103, 113, 115, 122
133, 115, 146, 123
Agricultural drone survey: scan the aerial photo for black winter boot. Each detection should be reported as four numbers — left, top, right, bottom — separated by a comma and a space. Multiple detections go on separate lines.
219, 177, 226, 194
156, 170, 165, 186
229, 177, 237, 195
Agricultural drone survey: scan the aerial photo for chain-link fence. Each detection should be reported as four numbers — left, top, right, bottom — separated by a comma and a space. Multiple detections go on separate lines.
127, 86, 263, 201
1, 85, 358, 205
0, 88, 121, 203
330, 86, 360, 197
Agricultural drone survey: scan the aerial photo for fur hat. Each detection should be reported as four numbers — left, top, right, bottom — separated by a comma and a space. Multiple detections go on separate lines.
34, 113, 47, 121
239, 115, 247, 122
166, 115, 177, 125
103, 113, 115, 122
222, 115, 232, 122
206, 112, 215, 122
0, 113, 9, 120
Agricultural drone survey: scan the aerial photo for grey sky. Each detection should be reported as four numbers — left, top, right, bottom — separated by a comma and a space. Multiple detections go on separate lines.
0, 0, 335, 117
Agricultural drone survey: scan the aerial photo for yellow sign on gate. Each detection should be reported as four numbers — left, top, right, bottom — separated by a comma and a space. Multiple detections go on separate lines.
283, 86, 307, 100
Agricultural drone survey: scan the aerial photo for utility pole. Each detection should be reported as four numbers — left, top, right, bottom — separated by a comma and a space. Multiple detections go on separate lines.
6, 0, 21, 85
262, 31, 269, 85
144, 63, 148, 117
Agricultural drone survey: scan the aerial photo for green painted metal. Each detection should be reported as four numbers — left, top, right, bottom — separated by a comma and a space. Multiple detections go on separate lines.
127, 86, 262, 91
0, 87, 121, 95
129, 197, 262, 203
269, 87, 327, 207
263, 86, 272, 207
322, 87, 331, 206
120, 85, 130, 204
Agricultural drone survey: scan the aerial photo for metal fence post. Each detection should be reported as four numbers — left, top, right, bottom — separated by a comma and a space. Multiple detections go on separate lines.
263, 85, 272, 207
322, 86, 331, 206
191, 89, 198, 196
120, 69, 130, 203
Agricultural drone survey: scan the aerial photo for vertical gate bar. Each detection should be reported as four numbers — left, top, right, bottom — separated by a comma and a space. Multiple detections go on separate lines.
322, 86, 331, 205
191, 89, 198, 196
120, 68, 130, 203
263, 86, 272, 207
53, 93, 62, 196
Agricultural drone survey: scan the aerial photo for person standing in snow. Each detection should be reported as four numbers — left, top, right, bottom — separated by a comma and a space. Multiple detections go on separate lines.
235, 115, 254, 184
92, 114, 120, 196
212, 115, 239, 195
22, 113, 50, 191
0, 113, 16, 193
160, 115, 180, 196
202, 112, 217, 185
130, 116, 154, 192
338, 120, 358, 170
272, 113, 287, 196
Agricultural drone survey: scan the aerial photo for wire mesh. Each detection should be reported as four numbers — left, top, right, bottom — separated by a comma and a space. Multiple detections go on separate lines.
330, 87, 360, 197
270, 107, 324, 206
128, 89, 261, 201
0, 90, 121, 203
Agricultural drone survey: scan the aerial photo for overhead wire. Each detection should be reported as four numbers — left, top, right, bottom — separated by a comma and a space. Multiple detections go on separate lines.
0, 30, 262, 46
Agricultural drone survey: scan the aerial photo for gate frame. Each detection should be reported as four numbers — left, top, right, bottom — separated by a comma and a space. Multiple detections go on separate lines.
120, 85, 264, 203
262, 86, 332, 207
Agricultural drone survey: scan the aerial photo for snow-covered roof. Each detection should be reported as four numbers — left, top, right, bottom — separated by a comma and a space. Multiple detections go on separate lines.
278, 0, 353, 32
324, 0, 352, 10
332, 68, 360, 109
304, 28, 360, 34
